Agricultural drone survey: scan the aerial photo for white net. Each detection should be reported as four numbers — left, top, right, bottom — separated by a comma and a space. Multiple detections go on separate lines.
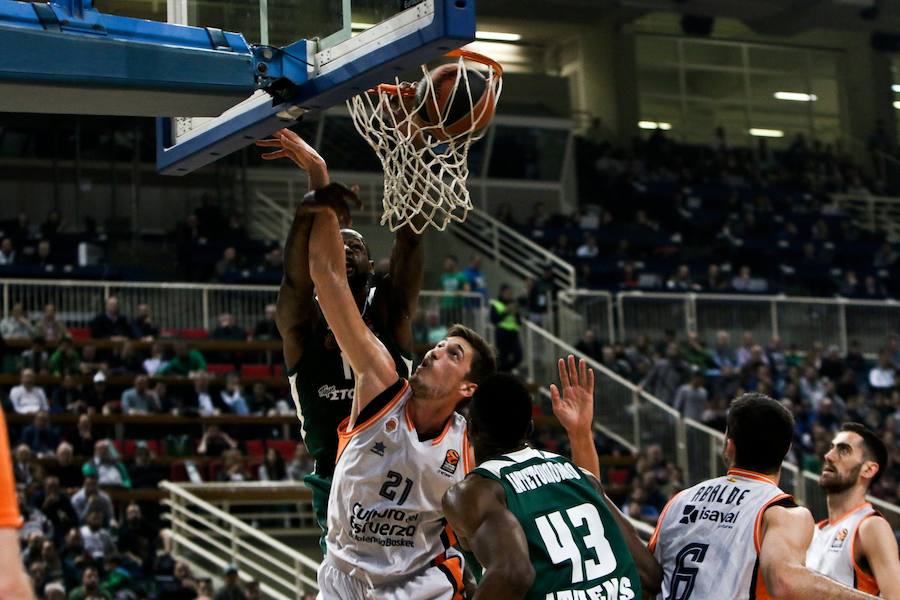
346, 50, 502, 233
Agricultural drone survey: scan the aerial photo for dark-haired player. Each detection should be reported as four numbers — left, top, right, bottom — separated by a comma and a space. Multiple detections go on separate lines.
442, 357, 661, 600
650, 393, 879, 599
806, 423, 900, 598
304, 194, 498, 598
257, 129, 422, 552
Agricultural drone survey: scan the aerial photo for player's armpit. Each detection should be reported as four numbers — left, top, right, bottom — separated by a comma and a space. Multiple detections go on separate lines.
443, 476, 535, 600
760, 505, 878, 600
857, 515, 900, 599
308, 209, 398, 418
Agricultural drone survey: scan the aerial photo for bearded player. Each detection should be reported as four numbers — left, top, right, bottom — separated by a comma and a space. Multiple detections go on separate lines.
442, 357, 662, 600
257, 129, 423, 552
806, 423, 900, 598
302, 187, 497, 598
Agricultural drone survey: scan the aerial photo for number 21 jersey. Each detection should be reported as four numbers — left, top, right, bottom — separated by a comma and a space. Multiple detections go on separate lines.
649, 468, 795, 600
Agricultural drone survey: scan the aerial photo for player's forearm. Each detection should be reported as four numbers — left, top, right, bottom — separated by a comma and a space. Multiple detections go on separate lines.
308, 210, 344, 285
767, 564, 879, 599
389, 226, 425, 313
473, 565, 533, 600
306, 155, 329, 191
0, 531, 35, 600
282, 212, 315, 290
566, 429, 600, 479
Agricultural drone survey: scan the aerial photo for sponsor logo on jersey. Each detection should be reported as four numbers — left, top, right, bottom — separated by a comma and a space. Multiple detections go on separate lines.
370, 441, 386, 457
317, 384, 354, 401
348, 502, 419, 548
440, 449, 460, 475
831, 527, 848, 549
679, 503, 740, 525
385, 418, 398, 433
543, 576, 635, 600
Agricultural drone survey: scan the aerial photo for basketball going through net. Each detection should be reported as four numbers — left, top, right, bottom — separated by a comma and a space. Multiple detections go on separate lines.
347, 49, 503, 233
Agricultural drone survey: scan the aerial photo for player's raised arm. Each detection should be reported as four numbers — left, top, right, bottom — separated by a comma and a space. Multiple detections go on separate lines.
256, 129, 329, 369
760, 505, 879, 599
856, 515, 900, 599
307, 205, 399, 424
442, 476, 535, 600
551, 354, 662, 596
384, 223, 424, 354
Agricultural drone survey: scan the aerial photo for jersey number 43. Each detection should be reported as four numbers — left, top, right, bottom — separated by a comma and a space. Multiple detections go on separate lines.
535, 503, 618, 584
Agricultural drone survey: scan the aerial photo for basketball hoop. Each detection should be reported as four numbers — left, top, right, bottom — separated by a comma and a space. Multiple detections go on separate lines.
347, 49, 503, 233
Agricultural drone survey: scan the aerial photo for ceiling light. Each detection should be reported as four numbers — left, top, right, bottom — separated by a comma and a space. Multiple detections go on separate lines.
475, 31, 522, 42
749, 128, 784, 138
892, 84, 900, 92
774, 92, 817, 102
894, 101, 900, 109
639, 121, 672, 130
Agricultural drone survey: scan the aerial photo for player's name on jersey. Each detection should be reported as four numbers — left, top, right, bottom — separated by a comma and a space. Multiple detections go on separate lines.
689, 481, 752, 506
505, 461, 582, 494
543, 576, 636, 600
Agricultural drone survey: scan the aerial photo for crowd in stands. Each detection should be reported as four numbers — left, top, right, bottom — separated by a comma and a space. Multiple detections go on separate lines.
502, 126, 900, 298
572, 326, 900, 511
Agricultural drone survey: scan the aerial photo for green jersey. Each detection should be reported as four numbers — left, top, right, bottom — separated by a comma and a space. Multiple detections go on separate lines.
471, 447, 640, 600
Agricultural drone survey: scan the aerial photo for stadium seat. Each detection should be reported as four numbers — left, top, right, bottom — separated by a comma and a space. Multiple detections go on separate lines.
267, 440, 297, 461
272, 364, 284, 379
68, 327, 91, 340
113, 439, 136, 459
241, 364, 271, 379
179, 328, 209, 339
245, 440, 265, 456
207, 363, 236, 375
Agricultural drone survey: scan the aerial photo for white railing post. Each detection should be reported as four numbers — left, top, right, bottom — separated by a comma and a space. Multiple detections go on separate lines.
770, 298, 779, 340
837, 300, 848, 354
202, 288, 210, 331
2, 281, 8, 319
685, 294, 696, 334
524, 323, 534, 382
607, 295, 616, 344
631, 387, 640, 449
617, 293, 627, 342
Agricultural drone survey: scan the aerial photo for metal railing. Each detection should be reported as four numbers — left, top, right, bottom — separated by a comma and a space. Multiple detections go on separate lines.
161, 481, 321, 599
831, 192, 900, 241
0, 279, 486, 338
558, 290, 616, 345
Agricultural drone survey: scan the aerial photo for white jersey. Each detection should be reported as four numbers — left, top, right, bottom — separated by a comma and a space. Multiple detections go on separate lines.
649, 468, 794, 600
806, 502, 880, 595
325, 379, 472, 587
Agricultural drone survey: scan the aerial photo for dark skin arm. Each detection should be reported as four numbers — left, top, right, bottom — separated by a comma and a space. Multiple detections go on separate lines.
442, 475, 535, 600
374, 223, 424, 356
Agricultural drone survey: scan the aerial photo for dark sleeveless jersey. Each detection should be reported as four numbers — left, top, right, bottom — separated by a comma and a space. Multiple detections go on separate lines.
286, 289, 413, 477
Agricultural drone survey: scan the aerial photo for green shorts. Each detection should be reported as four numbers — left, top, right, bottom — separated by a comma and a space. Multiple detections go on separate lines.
303, 471, 332, 555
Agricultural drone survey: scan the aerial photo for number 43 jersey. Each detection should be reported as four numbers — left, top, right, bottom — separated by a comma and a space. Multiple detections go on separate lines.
326, 379, 472, 586
649, 468, 796, 600
472, 447, 640, 600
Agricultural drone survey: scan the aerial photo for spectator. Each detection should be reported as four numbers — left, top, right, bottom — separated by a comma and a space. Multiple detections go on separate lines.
217, 449, 249, 482
79, 508, 116, 562
48, 336, 80, 376
121, 374, 160, 415
68, 566, 110, 600
83, 371, 118, 414
462, 255, 488, 299
248, 381, 275, 415
246, 581, 261, 600
211, 312, 246, 340
142, 342, 168, 376
72, 474, 115, 537
861, 275, 887, 299
30, 239, 57, 268
130, 303, 159, 340
666, 265, 701, 291
673, 369, 708, 421
0, 237, 15, 264
220, 373, 249, 415
576, 232, 599, 258
89, 296, 133, 340
20, 410, 59, 456
838, 270, 859, 297
287, 443, 314, 481
526, 202, 550, 228
12, 444, 36, 486
252, 304, 280, 340
0, 302, 33, 339
257, 447, 287, 481
197, 426, 237, 457
20, 335, 50, 374
574, 329, 603, 362
9, 368, 49, 414
35, 303, 67, 342
160, 342, 207, 376
48, 442, 82, 490
425, 311, 447, 346
215, 246, 241, 281
489, 284, 523, 373
116, 503, 156, 574
38, 476, 78, 545
78, 344, 101, 375
868, 351, 895, 393
41, 209, 62, 239
873, 241, 897, 269
264, 246, 284, 272
730, 265, 760, 292
735, 331, 755, 367
82, 440, 131, 489
710, 330, 736, 370
180, 371, 216, 416
438, 255, 468, 321
110, 340, 144, 374
71, 414, 96, 457
704, 264, 728, 291
214, 565, 247, 600
175, 213, 202, 278
129, 441, 165, 489
640, 343, 688, 405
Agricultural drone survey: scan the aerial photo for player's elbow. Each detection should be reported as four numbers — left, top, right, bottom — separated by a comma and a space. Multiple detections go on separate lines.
763, 564, 801, 600
495, 562, 535, 597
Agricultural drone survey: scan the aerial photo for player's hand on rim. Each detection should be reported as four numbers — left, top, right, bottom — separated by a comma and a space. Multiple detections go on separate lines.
549, 354, 595, 437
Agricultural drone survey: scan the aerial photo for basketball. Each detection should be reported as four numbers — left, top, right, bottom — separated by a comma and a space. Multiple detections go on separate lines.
414, 63, 496, 140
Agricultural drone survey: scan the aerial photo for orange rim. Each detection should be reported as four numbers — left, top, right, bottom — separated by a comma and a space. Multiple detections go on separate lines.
368, 49, 502, 96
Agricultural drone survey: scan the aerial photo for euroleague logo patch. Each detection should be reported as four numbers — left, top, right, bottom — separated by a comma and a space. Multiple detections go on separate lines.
440, 449, 461, 475
831, 527, 849, 549
385, 418, 398, 434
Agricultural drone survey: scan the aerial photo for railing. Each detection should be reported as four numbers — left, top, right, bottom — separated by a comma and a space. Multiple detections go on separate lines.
831, 193, 900, 241
1, 279, 486, 338
558, 290, 616, 345
161, 481, 321, 599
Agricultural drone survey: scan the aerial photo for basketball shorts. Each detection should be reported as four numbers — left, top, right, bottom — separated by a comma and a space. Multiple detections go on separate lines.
317, 554, 466, 600
303, 472, 332, 555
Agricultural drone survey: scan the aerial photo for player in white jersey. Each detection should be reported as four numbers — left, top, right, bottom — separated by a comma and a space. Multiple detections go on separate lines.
304, 195, 497, 599
650, 392, 879, 600
806, 423, 900, 598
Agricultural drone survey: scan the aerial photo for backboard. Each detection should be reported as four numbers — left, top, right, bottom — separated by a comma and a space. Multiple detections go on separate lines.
157, 0, 475, 175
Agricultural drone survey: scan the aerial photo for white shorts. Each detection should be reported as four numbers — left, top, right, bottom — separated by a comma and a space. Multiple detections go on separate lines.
317, 555, 465, 600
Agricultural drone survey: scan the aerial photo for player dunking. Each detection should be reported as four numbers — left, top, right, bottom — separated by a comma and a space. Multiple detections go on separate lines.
257, 129, 423, 552
806, 423, 900, 598
650, 393, 879, 599
442, 357, 662, 600
303, 193, 497, 598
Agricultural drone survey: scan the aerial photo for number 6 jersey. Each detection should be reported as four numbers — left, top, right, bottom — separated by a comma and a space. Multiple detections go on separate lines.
649, 468, 796, 600
325, 379, 472, 586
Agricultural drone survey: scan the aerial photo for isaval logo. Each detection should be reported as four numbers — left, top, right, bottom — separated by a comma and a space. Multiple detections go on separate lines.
680, 503, 740, 525
680, 504, 699, 524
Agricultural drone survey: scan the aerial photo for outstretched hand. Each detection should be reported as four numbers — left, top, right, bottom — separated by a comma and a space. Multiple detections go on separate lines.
297, 182, 363, 229
256, 128, 329, 189
549, 354, 595, 437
